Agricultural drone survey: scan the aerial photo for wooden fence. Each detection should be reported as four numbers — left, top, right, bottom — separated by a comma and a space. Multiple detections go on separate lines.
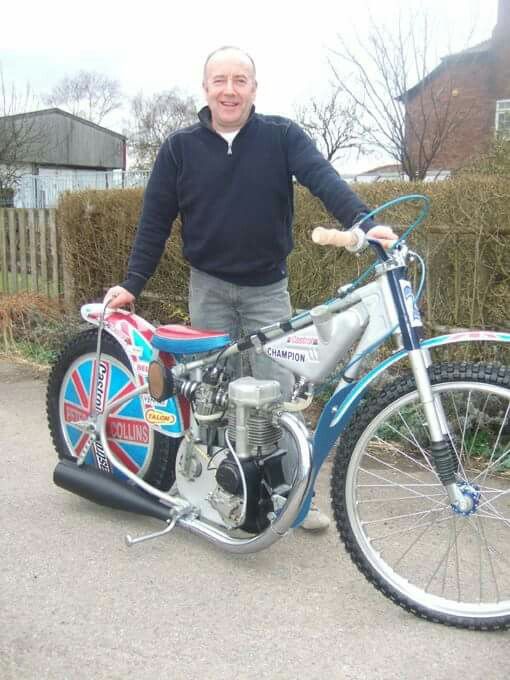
0, 208, 72, 305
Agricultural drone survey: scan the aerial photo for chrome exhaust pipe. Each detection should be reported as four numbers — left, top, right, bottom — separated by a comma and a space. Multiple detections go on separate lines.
98, 404, 312, 554
54, 460, 173, 522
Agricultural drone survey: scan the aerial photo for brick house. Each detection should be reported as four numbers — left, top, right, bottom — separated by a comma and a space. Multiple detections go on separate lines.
404, 0, 510, 173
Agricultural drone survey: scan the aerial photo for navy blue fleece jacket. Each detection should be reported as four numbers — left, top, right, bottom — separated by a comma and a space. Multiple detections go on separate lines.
122, 106, 373, 296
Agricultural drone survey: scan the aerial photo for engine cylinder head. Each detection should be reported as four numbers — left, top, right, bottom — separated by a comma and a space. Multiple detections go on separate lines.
228, 407, 281, 456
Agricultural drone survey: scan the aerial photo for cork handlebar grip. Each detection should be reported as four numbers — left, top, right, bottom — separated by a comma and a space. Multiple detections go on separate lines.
311, 227, 356, 248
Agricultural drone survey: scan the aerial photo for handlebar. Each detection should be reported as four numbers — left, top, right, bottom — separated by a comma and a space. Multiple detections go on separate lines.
311, 194, 430, 254
311, 227, 356, 248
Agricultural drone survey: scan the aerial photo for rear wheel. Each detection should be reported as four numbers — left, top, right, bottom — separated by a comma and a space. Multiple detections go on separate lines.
331, 362, 510, 629
47, 329, 178, 490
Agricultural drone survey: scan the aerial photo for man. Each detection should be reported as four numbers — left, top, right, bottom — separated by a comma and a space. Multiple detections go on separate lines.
105, 46, 397, 531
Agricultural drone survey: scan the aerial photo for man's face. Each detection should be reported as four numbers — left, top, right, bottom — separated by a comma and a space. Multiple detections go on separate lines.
203, 51, 257, 133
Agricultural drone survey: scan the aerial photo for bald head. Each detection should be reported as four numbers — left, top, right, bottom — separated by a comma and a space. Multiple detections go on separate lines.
203, 46, 256, 84
202, 46, 258, 133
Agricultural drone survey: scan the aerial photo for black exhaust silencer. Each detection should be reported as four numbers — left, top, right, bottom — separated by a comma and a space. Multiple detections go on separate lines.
54, 460, 172, 522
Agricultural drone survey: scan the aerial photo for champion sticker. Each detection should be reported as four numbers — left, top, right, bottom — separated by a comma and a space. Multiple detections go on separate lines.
266, 347, 306, 363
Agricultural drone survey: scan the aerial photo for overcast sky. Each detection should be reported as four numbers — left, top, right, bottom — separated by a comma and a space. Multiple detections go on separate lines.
0, 0, 499, 172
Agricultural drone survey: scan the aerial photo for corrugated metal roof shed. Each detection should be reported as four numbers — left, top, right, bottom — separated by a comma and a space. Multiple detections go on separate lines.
0, 108, 126, 170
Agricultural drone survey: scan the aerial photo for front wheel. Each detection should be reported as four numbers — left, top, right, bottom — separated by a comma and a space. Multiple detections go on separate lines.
331, 362, 510, 630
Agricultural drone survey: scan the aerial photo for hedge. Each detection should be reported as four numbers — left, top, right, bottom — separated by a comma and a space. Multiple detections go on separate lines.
58, 176, 510, 331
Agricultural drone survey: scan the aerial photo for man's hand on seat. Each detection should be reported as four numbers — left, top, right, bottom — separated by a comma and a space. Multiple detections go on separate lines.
103, 286, 135, 310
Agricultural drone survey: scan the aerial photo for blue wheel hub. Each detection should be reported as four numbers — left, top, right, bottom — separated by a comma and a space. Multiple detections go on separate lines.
451, 483, 481, 516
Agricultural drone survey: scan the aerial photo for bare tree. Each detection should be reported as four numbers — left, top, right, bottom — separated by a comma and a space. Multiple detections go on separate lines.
43, 70, 122, 124
127, 89, 197, 171
0, 66, 49, 199
294, 85, 362, 162
330, 13, 473, 180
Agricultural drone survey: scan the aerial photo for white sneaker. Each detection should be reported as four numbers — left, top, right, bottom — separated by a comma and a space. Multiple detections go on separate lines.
300, 502, 330, 532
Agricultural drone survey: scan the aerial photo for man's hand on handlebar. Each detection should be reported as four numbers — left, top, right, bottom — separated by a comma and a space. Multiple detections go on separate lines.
365, 225, 399, 250
103, 285, 135, 310
312, 224, 399, 250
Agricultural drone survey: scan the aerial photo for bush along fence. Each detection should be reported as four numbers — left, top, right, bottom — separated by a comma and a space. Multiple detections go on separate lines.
0, 178, 509, 334
0, 208, 73, 305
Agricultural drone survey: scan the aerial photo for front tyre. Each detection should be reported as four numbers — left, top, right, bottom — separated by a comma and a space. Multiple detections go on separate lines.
331, 362, 510, 630
47, 329, 178, 490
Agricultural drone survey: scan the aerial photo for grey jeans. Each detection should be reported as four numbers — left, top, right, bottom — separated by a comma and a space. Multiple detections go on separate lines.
188, 267, 295, 399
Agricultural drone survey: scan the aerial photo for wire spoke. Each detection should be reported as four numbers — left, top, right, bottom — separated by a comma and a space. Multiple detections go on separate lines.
425, 518, 468, 593
476, 402, 510, 486
358, 467, 447, 507
391, 409, 439, 477
453, 515, 462, 602
475, 511, 510, 527
357, 482, 442, 488
394, 506, 447, 569
373, 431, 437, 478
465, 393, 491, 462
361, 507, 444, 526
477, 486, 510, 512
370, 511, 453, 544
474, 516, 501, 601
440, 518, 454, 597
470, 446, 510, 485
441, 390, 470, 481
362, 451, 441, 494
357, 493, 445, 504
459, 389, 472, 467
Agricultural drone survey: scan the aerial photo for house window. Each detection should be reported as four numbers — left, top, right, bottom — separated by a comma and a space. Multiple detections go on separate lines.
495, 100, 510, 138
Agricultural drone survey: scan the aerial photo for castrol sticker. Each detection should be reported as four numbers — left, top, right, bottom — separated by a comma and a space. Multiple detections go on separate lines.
286, 335, 319, 346
95, 361, 110, 413
145, 409, 176, 426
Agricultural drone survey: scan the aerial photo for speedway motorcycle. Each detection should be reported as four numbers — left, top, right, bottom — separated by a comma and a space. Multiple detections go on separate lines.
48, 195, 510, 630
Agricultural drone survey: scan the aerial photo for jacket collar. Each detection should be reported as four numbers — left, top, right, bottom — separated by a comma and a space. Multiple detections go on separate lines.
198, 105, 256, 133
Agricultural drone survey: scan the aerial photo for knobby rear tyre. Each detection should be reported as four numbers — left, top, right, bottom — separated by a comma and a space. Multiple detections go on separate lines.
47, 329, 178, 490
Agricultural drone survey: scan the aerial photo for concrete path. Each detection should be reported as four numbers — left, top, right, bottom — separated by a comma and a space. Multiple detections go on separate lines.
0, 358, 508, 680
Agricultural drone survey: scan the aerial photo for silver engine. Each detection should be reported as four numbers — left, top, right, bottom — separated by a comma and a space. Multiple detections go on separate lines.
175, 377, 285, 529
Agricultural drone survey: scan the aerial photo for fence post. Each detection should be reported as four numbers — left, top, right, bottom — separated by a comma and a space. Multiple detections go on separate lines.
8, 209, 17, 293
18, 209, 28, 292
48, 209, 59, 298
27, 210, 38, 292
0, 210, 8, 293
38, 208, 49, 296
59, 210, 75, 310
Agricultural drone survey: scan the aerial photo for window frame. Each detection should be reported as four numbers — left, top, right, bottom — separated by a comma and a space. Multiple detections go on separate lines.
495, 99, 510, 137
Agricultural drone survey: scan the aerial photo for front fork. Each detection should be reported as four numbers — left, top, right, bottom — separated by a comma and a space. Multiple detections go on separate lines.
409, 348, 471, 511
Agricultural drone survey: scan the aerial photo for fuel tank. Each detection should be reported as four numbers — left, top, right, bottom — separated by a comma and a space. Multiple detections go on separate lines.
263, 304, 368, 382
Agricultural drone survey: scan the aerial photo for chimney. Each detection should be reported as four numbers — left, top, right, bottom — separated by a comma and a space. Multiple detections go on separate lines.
493, 0, 510, 41
492, 0, 510, 99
